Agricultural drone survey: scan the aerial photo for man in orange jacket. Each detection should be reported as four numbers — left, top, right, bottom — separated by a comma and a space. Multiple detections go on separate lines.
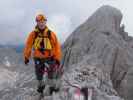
23, 14, 62, 96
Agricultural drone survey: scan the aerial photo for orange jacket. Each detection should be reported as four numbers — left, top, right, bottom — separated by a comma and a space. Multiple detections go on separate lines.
23, 26, 62, 62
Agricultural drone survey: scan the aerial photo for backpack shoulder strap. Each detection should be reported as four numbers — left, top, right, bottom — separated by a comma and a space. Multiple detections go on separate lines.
34, 31, 38, 39
32, 29, 39, 45
47, 29, 51, 39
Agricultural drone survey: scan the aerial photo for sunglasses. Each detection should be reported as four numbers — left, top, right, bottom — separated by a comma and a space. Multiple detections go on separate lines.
36, 19, 47, 22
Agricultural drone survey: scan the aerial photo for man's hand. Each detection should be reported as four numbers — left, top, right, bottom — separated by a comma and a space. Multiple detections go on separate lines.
24, 57, 29, 65
55, 59, 60, 66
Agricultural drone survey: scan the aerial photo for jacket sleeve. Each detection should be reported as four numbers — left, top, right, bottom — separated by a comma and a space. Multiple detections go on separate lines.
51, 32, 62, 62
23, 32, 35, 60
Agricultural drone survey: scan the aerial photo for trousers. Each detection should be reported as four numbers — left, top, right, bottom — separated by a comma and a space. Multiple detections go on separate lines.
34, 57, 60, 92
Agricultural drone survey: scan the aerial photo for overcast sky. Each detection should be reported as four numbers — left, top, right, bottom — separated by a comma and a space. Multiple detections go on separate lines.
0, 0, 132, 45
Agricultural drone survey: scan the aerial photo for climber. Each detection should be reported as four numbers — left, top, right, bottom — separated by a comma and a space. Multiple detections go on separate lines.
23, 14, 62, 96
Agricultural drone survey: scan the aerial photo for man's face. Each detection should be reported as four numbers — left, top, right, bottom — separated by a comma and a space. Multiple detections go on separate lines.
37, 20, 47, 30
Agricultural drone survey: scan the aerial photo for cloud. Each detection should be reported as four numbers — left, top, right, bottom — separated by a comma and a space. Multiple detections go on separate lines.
0, 0, 132, 45
47, 14, 72, 43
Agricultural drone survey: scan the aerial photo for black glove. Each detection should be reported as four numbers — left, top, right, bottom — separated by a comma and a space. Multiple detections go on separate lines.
55, 59, 60, 66
24, 57, 29, 65
50, 57, 60, 66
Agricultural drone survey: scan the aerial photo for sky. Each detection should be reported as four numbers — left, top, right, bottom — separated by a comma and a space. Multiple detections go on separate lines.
0, 0, 132, 45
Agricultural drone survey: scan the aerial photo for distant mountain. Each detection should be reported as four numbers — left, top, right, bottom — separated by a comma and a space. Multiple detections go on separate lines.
0, 44, 24, 53
15, 44, 24, 52
0, 47, 23, 65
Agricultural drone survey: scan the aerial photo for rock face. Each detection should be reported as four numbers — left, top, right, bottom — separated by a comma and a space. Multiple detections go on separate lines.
62, 5, 133, 100
59, 61, 123, 100
0, 47, 36, 100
